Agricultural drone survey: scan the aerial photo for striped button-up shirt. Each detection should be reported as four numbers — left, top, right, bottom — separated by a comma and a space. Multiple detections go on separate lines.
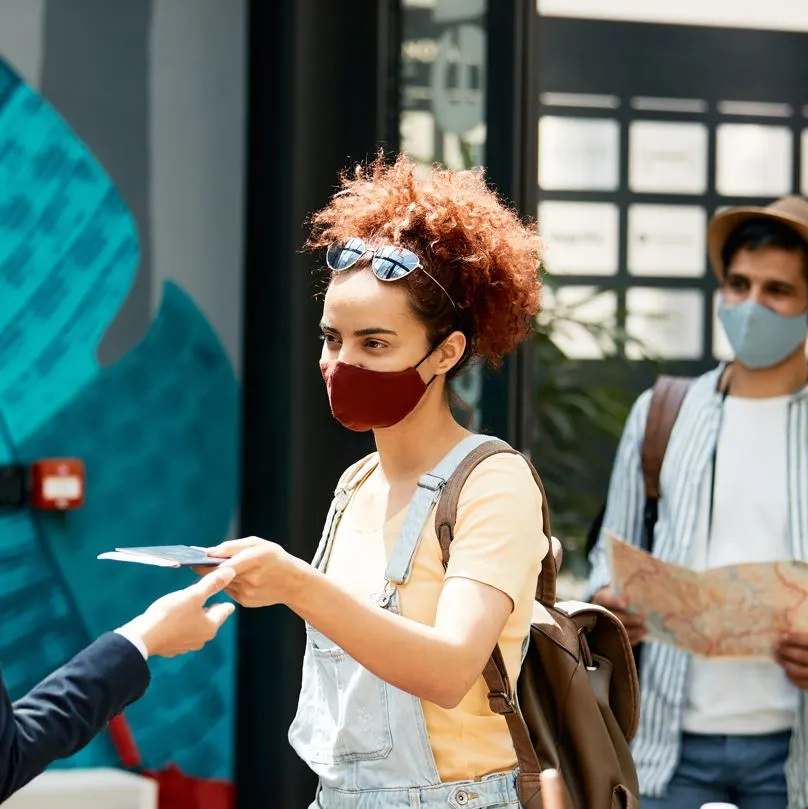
586, 365, 808, 808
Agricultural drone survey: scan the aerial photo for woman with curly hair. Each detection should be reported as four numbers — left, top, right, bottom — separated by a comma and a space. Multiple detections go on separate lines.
210, 153, 546, 809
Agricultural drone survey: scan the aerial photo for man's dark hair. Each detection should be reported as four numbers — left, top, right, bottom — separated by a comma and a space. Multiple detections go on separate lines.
722, 217, 808, 276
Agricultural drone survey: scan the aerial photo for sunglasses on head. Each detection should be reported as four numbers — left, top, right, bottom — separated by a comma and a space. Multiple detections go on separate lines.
325, 237, 458, 314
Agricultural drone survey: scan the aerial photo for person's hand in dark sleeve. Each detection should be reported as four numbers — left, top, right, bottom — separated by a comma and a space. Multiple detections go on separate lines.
0, 566, 235, 801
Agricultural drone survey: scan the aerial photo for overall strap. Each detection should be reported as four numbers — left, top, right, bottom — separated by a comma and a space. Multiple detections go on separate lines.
383, 434, 493, 586
311, 453, 378, 570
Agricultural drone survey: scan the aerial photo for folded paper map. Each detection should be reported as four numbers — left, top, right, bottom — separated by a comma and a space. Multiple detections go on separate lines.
605, 531, 808, 659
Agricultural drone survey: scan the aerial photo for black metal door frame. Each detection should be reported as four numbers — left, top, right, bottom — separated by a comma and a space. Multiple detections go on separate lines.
237, 2, 399, 806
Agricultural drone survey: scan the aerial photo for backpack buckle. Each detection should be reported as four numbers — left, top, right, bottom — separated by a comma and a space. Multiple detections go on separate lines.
487, 690, 517, 714
334, 486, 351, 511
417, 473, 445, 492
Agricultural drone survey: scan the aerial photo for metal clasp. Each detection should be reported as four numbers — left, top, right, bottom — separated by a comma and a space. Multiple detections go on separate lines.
377, 581, 396, 608
487, 690, 517, 714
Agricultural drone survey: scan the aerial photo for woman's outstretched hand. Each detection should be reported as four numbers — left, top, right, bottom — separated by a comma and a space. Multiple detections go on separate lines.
205, 537, 303, 608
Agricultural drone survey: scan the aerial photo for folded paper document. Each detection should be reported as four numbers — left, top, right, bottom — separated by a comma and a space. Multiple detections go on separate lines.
98, 545, 222, 568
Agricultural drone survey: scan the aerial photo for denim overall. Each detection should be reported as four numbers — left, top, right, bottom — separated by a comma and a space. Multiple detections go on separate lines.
288, 434, 521, 809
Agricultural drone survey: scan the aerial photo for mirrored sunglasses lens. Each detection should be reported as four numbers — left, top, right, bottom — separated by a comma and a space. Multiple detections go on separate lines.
327, 238, 366, 271
372, 247, 420, 280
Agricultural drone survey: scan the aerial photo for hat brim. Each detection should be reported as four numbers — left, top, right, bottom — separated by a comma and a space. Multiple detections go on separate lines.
708, 206, 808, 280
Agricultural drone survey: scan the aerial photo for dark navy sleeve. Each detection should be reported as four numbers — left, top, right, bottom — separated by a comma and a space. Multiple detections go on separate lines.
0, 632, 150, 801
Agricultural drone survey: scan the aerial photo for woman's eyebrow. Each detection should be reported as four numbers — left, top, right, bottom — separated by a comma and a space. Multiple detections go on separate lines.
353, 327, 398, 337
319, 322, 398, 337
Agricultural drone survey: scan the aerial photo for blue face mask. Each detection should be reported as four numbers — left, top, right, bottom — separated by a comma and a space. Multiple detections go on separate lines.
718, 298, 808, 369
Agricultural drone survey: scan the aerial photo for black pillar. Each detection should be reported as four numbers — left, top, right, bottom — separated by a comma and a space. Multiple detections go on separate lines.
237, 2, 399, 807
482, 0, 539, 450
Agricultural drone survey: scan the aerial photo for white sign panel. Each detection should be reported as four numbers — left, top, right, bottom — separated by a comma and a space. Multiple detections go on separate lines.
627, 204, 707, 277
626, 288, 704, 360
629, 120, 708, 194
538, 201, 619, 275
430, 23, 486, 135
538, 116, 620, 191
716, 124, 793, 197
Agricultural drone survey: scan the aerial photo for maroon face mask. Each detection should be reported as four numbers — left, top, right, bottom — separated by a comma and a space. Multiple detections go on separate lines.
319, 354, 433, 432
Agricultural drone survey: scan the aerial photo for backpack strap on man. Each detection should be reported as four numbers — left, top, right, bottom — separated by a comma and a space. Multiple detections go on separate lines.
639, 375, 692, 550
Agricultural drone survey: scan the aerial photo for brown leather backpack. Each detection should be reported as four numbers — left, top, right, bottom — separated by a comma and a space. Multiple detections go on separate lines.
435, 439, 641, 809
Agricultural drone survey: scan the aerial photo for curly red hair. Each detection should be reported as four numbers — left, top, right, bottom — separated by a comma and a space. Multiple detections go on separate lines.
306, 152, 542, 369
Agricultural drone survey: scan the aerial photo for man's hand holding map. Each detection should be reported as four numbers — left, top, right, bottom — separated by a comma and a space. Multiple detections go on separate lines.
605, 531, 808, 659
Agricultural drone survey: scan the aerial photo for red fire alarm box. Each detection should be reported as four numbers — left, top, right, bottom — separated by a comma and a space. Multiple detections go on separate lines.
30, 458, 85, 510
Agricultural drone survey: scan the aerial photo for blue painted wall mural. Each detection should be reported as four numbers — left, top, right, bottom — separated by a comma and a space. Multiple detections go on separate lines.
0, 57, 239, 781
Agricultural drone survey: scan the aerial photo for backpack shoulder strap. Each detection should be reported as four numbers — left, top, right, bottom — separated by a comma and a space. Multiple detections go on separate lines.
641, 375, 692, 501
434, 439, 556, 605
586, 376, 692, 558
433, 438, 552, 798
383, 434, 493, 588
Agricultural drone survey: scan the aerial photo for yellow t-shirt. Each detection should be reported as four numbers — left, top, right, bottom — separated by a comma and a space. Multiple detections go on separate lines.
322, 451, 547, 782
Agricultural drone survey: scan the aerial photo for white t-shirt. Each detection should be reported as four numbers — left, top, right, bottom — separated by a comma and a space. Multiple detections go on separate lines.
682, 393, 799, 735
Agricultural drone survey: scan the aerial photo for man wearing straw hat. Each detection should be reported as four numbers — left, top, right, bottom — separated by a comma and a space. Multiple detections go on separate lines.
586, 196, 808, 809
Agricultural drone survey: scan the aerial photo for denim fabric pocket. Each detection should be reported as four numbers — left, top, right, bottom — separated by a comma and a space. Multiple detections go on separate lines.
292, 626, 393, 766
